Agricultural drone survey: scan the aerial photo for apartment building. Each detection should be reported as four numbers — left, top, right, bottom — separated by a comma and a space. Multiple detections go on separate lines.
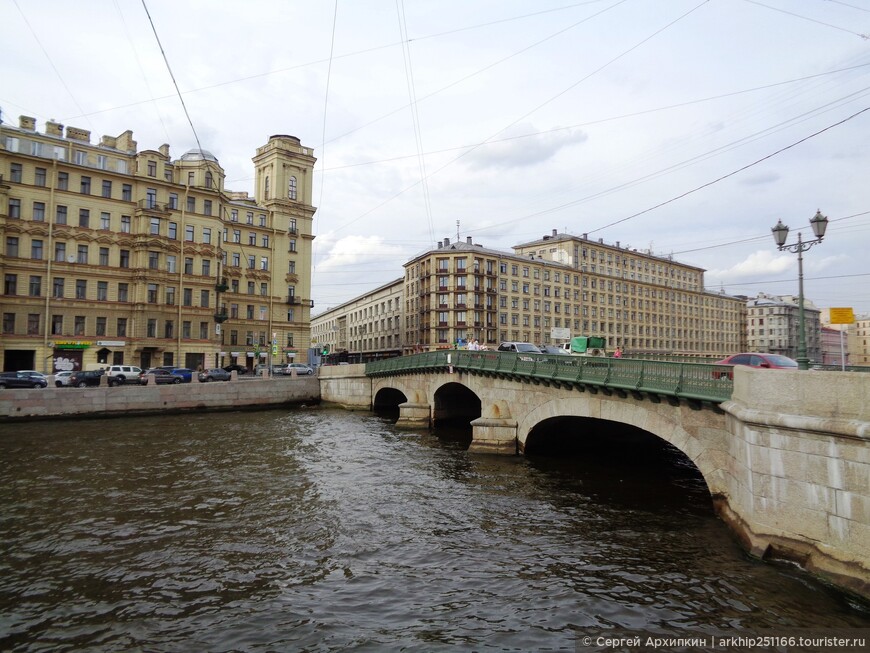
746, 292, 821, 363
1, 115, 316, 373
311, 278, 404, 363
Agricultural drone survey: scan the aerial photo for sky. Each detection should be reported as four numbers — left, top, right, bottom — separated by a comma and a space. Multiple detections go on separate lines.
3, 0, 869, 316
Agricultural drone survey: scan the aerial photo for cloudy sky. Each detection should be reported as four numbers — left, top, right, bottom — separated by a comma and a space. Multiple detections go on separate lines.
3, 0, 869, 315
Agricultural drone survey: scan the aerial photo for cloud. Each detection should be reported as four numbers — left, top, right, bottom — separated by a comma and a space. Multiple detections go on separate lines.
706, 250, 794, 281
463, 123, 587, 170
315, 234, 407, 271
739, 172, 780, 186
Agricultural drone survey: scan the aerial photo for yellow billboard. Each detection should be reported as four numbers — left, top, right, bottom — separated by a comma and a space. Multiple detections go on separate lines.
829, 307, 855, 324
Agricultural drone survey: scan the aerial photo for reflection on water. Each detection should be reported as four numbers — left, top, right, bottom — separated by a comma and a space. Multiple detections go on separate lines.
0, 407, 867, 651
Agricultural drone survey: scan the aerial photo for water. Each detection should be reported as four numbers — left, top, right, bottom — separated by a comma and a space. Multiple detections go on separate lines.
0, 408, 867, 651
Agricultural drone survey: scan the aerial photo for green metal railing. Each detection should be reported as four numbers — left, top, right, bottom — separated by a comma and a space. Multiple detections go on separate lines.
366, 352, 733, 403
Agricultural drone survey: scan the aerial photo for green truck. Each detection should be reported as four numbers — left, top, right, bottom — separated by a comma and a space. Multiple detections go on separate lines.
560, 336, 607, 357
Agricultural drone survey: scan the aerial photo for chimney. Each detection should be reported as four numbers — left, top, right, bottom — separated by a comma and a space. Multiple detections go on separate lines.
582, 233, 588, 240
552, 229, 557, 237
466, 236, 472, 244
159, 143, 170, 157
46, 120, 64, 137
437, 241, 442, 249
65, 126, 91, 142
616, 241, 620, 248
443, 238, 450, 247
19, 115, 36, 131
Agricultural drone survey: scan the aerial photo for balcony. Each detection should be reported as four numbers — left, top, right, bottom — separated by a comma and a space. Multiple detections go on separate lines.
213, 311, 229, 323
215, 278, 229, 292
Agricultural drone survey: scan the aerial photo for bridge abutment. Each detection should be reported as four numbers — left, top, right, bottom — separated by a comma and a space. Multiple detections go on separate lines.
396, 402, 431, 429
469, 417, 518, 455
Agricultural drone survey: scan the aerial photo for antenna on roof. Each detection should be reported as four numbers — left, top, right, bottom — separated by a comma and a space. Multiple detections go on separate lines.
456, 220, 460, 241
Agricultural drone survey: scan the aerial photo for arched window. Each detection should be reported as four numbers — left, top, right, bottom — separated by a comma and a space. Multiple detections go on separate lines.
264, 176, 270, 199
288, 176, 297, 200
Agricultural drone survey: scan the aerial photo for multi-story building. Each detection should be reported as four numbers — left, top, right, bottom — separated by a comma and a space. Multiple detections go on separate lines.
1, 115, 316, 373
311, 278, 404, 363
746, 292, 821, 362
397, 232, 745, 357
851, 315, 870, 365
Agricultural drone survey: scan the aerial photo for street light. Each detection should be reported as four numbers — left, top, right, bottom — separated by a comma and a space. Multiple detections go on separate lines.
771, 209, 828, 370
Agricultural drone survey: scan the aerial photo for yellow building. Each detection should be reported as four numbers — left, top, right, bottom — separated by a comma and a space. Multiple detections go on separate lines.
1, 116, 316, 373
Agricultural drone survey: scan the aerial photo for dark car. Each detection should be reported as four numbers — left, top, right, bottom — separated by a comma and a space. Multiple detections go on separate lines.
198, 368, 231, 382
68, 370, 105, 388
140, 368, 183, 384
155, 366, 194, 383
0, 371, 48, 389
713, 353, 799, 379
223, 364, 249, 375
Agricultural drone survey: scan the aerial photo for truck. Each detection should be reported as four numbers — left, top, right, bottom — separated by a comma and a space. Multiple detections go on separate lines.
560, 336, 607, 357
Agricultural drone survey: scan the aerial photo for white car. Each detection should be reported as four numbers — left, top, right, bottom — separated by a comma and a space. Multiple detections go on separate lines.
53, 370, 74, 387
283, 363, 314, 376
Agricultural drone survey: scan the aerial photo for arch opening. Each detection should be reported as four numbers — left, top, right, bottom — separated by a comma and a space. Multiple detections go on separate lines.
432, 382, 481, 445
524, 416, 712, 515
373, 387, 407, 422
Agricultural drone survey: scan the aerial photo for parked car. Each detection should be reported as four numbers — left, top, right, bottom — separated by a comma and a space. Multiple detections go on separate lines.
163, 367, 194, 383
0, 371, 48, 389
497, 342, 542, 354
713, 353, 799, 379
198, 368, 231, 382
53, 370, 75, 387
540, 345, 570, 355
68, 370, 105, 388
139, 368, 184, 384
104, 365, 143, 385
283, 363, 314, 376
223, 364, 249, 375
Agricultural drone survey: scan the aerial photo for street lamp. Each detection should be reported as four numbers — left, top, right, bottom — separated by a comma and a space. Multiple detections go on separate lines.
771, 209, 828, 370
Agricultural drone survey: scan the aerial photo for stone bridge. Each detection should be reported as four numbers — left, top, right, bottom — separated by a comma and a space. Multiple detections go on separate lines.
318, 354, 869, 600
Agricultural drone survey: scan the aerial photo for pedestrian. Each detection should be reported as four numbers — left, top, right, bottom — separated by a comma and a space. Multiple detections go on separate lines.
614, 346, 622, 358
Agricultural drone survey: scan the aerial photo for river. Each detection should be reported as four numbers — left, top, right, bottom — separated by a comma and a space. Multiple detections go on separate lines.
0, 407, 867, 651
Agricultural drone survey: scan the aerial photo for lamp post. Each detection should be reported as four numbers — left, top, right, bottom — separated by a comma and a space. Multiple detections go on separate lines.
771, 209, 828, 370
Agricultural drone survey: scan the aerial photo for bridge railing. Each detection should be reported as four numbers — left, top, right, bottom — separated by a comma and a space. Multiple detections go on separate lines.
365, 352, 733, 403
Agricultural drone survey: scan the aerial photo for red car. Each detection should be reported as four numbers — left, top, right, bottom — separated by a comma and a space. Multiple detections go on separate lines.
713, 353, 798, 379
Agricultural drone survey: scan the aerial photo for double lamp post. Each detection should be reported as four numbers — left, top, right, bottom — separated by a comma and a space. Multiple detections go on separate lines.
770, 209, 828, 371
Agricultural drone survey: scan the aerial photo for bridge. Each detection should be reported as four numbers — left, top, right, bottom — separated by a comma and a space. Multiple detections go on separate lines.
319, 351, 869, 601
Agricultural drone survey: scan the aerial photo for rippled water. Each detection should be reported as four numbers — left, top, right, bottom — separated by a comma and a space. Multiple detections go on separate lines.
1, 408, 867, 651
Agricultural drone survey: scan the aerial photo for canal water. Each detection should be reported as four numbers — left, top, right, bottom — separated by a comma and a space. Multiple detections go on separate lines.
0, 407, 867, 651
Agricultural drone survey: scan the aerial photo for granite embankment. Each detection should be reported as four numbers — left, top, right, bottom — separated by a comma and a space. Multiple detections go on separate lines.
0, 377, 320, 421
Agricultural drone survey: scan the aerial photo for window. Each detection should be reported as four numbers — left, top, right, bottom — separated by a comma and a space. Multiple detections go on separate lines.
188, 171, 195, 186
147, 161, 157, 176
28, 314, 40, 335
289, 218, 297, 234
185, 225, 194, 241
6, 237, 19, 257
289, 176, 297, 200
200, 290, 210, 308
96, 316, 107, 336
167, 255, 177, 273
202, 259, 211, 276
259, 214, 266, 227
97, 281, 108, 301
182, 321, 192, 339
33, 202, 45, 221
3, 313, 14, 334
289, 239, 297, 253
248, 232, 256, 246
58, 172, 69, 190
31, 240, 43, 260
99, 247, 109, 266
187, 196, 195, 212
262, 235, 269, 248
117, 160, 128, 174
53, 277, 64, 298
74, 245, 87, 264
121, 216, 131, 233
74, 316, 86, 336
248, 255, 255, 269
148, 251, 159, 269
118, 283, 128, 302
97, 155, 107, 170
75, 151, 87, 165
80, 176, 91, 194
231, 209, 238, 222
29, 275, 41, 297
122, 184, 132, 201
199, 322, 208, 339
56, 205, 67, 224
169, 193, 178, 209
265, 176, 270, 198
147, 284, 158, 303
102, 180, 112, 198
79, 209, 89, 228
117, 318, 127, 337
260, 257, 269, 271
100, 212, 110, 230
246, 212, 254, 224
147, 319, 157, 338
203, 200, 212, 216
10, 163, 22, 182
232, 253, 240, 267
203, 227, 212, 244
35, 167, 47, 186
232, 229, 240, 243
183, 288, 192, 306
75, 279, 87, 299
168, 222, 177, 240
260, 283, 268, 296
166, 287, 176, 305
247, 281, 255, 295
9, 199, 21, 218
51, 315, 63, 335
184, 258, 193, 274
119, 249, 130, 268
150, 217, 160, 235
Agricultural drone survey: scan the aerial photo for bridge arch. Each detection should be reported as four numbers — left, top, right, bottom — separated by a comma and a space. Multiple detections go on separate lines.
432, 381, 481, 427
516, 396, 724, 497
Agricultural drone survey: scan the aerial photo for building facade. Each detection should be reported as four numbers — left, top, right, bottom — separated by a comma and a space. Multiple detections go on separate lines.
746, 292, 821, 363
1, 115, 316, 373
310, 278, 404, 363
313, 231, 746, 360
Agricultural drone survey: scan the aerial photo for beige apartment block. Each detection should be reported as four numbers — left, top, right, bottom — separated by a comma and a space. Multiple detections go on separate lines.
1, 116, 316, 373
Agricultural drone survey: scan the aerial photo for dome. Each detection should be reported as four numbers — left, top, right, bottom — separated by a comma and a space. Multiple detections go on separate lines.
180, 148, 218, 162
